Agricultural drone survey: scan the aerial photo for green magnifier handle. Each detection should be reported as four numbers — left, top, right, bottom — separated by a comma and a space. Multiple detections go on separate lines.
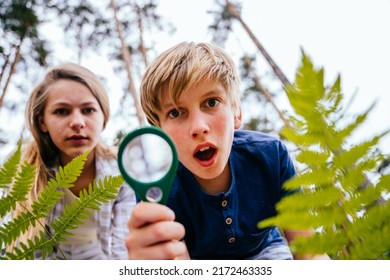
118, 126, 178, 205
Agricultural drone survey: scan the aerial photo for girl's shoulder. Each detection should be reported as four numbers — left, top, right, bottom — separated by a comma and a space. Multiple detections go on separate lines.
96, 143, 117, 159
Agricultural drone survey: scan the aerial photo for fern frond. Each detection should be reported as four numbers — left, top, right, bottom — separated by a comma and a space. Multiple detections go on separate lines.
1, 231, 56, 260
333, 137, 380, 169
0, 212, 35, 245
291, 231, 349, 257
31, 151, 88, 216
47, 175, 124, 253
10, 162, 35, 201
1, 147, 127, 260
56, 151, 89, 188
377, 173, 390, 192
1, 152, 88, 245
281, 127, 325, 147
0, 150, 89, 258
0, 196, 16, 219
0, 140, 21, 189
336, 107, 371, 142
1, 160, 34, 221
283, 169, 335, 190
295, 150, 330, 166
261, 51, 390, 259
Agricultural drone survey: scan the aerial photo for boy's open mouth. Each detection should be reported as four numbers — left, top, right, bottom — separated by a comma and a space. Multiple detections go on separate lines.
194, 146, 216, 161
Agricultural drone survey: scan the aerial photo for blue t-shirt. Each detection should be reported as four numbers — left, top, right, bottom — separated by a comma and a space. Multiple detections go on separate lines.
167, 130, 296, 259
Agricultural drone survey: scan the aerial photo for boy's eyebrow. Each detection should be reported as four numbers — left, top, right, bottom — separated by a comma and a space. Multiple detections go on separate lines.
162, 89, 223, 107
160, 100, 175, 110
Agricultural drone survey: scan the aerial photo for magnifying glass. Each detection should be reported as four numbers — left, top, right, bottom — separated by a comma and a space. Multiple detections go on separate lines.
118, 126, 178, 205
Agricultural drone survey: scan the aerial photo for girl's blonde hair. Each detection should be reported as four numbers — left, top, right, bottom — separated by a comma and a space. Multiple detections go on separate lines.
140, 42, 241, 126
11, 63, 113, 250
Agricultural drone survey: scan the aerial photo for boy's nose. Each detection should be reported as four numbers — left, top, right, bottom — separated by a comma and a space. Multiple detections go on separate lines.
190, 113, 209, 137
69, 111, 86, 129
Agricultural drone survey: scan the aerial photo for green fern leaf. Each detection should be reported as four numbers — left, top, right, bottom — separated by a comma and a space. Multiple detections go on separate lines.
47, 175, 124, 252
336, 109, 371, 142
0, 196, 16, 218
0, 141, 21, 189
295, 150, 330, 166
283, 169, 335, 190
10, 162, 35, 201
0, 212, 35, 245
9, 231, 54, 260
0, 162, 35, 218
377, 174, 390, 192
31, 151, 88, 216
1, 151, 90, 259
334, 137, 380, 169
262, 51, 390, 259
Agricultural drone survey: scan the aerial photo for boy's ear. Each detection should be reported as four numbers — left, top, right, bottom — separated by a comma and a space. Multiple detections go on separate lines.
39, 115, 48, 132
234, 110, 242, 129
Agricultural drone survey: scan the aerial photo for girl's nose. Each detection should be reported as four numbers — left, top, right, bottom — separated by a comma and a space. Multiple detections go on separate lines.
69, 111, 86, 129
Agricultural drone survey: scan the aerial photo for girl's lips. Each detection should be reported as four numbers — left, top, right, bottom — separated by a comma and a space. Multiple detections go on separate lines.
67, 135, 88, 145
67, 135, 87, 140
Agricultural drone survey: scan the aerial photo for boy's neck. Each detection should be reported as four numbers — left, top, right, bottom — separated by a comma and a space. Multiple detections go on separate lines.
194, 164, 231, 195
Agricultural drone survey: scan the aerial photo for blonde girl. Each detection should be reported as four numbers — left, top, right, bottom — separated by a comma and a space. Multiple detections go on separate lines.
11, 63, 135, 259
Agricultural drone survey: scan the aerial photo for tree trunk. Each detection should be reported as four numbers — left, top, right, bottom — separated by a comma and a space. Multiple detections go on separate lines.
135, 4, 148, 67
110, 0, 145, 126
0, 51, 11, 86
225, 0, 291, 87
243, 55, 290, 127
0, 41, 23, 110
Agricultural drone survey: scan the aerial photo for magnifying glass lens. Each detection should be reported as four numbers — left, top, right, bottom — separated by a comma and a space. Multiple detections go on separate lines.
146, 187, 163, 202
121, 133, 173, 183
118, 126, 178, 205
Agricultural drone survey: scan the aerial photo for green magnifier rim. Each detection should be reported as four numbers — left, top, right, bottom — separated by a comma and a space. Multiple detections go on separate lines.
118, 126, 178, 205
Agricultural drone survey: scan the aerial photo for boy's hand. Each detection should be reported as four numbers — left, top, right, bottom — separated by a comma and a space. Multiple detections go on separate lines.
126, 201, 189, 259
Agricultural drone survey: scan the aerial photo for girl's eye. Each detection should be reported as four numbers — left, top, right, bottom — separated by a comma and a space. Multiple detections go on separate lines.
83, 108, 96, 114
168, 108, 181, 119
54, 108, 68, 115
206, 98, 220, 107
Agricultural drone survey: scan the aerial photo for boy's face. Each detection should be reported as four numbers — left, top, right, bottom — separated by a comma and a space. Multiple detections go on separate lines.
158, 79, 242, 190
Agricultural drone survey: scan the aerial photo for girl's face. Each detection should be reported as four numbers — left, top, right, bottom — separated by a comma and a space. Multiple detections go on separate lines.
39, 79, 105, 165
158, 79, 242, 193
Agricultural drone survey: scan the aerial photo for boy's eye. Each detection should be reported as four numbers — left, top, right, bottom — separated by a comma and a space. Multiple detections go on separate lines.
168, 108, 181, 119
206, 98, 220, 107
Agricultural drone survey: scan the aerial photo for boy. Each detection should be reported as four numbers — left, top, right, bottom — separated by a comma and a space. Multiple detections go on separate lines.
126, 42, 328, 260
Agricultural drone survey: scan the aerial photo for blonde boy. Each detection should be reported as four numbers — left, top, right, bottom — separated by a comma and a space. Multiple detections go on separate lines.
126, 42, 328, 260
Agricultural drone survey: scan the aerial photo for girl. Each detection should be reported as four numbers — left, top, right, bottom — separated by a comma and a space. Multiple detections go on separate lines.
12, 63, 136, 259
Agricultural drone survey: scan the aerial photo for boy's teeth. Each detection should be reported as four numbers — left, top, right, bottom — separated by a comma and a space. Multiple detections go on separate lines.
200, 146, 210, 152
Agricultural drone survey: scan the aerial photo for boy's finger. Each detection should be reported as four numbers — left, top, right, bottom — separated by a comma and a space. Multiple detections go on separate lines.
128, 239, 188, 260
128, 220, 185, 247
129, 201, 176, 228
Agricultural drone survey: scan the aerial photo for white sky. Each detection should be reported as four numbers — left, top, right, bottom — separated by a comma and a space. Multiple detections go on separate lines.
151, 0, 390, 153
2, 0, 388, 158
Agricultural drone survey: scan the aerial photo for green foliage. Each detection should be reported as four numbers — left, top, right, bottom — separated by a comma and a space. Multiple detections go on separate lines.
259, 51, 389, 259
0, 143, 124, 259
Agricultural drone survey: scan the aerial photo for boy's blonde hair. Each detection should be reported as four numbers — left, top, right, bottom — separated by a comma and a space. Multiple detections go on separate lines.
140, 42, 241, 126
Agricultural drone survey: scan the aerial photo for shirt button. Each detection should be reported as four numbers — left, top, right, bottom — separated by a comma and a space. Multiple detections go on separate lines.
228, 237, 236, 243
221, 200, 228, 207
225, 217, 232, 225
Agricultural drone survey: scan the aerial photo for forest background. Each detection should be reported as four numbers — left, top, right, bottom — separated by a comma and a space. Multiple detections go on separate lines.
0, 0, 389, 161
